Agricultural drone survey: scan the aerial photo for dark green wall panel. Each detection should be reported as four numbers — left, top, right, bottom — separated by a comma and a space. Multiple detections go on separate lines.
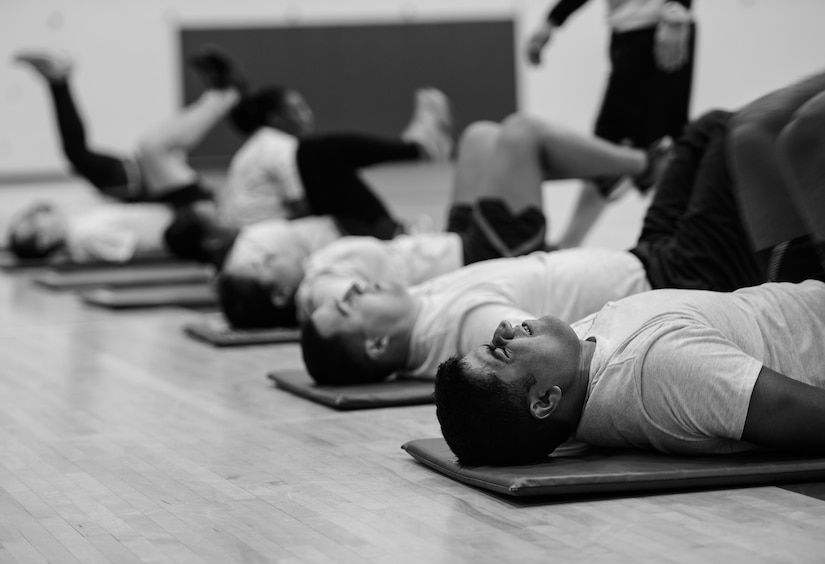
180, 20, 517, 168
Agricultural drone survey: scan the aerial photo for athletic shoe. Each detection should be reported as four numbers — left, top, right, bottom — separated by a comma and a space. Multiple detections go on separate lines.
15, 51, 72, 82
402, 88, 454, 162
633, 136, 674, 194
189, 45, 246, 92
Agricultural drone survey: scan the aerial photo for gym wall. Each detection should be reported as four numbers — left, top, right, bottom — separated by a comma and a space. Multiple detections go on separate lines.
180, 20, 517, 168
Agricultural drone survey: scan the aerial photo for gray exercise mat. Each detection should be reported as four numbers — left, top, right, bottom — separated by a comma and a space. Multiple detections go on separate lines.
0, 250, 51, 271
34, 264, 213, 290
184, 314, 300, 347
402, 438, 825, 498
268, 370, 434, 410
81, 284, 217, 309
0, 248, 183, 272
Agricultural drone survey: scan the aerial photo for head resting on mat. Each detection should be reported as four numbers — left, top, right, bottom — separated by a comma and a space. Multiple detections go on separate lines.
217, 219, 310, 328
7, 202, 68, 259
230, 86, 314, 138
301, 280, 419, 385
434, 316, 591, 466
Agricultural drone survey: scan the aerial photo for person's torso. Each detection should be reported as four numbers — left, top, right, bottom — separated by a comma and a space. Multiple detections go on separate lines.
406, 248, 651, 377
574, 281, 825, 453
66, 203, 173, 262
221, 127, 305, 227
296, 232, 463, 320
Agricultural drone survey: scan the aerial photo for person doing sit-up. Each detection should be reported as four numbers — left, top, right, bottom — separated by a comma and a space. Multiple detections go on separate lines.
300, 69, 825, 387
434, 69, 825, 465
8, 48, 239, 263
299, 113, 668, 383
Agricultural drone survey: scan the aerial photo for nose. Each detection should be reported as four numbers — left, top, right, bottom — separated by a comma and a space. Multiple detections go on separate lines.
492, 320, 514, 347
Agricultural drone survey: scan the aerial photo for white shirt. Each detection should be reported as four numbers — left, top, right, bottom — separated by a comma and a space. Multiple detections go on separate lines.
405, 248, 651, 378
220, 127, 306, 227
227, 216, 342, 268
573, 280, 825, 454
66, 203, 173, 263
606, 0, 669, 32
296, 232, 463, 322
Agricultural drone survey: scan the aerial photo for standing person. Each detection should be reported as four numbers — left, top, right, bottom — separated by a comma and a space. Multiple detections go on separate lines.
526, 0, 695, 247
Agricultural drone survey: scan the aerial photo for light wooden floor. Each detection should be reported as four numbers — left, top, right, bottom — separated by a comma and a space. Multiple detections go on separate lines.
0, 166, 824, 564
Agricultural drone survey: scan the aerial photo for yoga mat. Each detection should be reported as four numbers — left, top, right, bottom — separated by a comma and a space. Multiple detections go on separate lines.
267, 370, 434, 410
81, 284, 216, 309
402, 438, 825, 498
0, 248, 183, 272
34, 264, 213, 290
184, 314, 300, 347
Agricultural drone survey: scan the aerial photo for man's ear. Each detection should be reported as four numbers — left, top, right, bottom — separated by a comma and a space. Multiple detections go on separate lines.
528, 384, 563, 420
364, 335, 389, 360
271, 287, 292, 308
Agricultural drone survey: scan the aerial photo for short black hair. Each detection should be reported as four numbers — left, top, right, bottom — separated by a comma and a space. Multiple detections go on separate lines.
8, 227, 61, 259
434, 355, 573, 466
230, 86, 288, 135
217, 270, 297, 329
300, 318, 394, 385
163, 206, 238, 267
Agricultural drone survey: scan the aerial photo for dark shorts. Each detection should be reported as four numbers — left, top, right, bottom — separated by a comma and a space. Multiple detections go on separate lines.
596, 25, 695, 148
447, 199, 547, 265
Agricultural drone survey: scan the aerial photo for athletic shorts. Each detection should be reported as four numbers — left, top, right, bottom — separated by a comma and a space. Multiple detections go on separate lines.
447, 198, 547, 265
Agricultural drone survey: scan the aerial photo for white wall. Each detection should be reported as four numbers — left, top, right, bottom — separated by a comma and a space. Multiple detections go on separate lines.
2, 0, 825, 177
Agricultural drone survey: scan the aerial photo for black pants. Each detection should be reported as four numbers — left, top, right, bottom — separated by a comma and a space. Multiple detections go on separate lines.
48, 81, 142, 200
296, 134, 420, 240
631, 110, 824, 291
596, 25, 696, 147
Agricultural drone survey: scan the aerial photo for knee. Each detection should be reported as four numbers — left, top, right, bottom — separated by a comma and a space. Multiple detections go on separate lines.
457, 121, 499, 153
133, 133, 166, 164
498, 113, 541, 152
780, 100, 825, 159
727, 116, 773, 162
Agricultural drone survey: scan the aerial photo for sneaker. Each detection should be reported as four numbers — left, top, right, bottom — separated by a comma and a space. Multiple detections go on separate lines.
15, 51, 72, 82
633, 136, 673, 194
402, 88, 454, 162
189, 45, 246, 92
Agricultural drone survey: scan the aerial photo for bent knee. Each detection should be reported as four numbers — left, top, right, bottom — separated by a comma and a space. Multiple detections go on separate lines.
777, 112, 825, 165
497, 113, 542, 151
458, 121, 500, 147
133, 134, 169, 164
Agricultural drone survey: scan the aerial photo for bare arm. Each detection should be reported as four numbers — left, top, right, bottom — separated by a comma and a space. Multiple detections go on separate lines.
742, 365, 825, 452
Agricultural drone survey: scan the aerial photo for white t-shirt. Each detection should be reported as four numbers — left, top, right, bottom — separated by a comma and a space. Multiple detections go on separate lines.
606, 0, 671, 32
573, 280, 825, 454
405, 248, 651, 378
295, 232, 463, 321
220, 127, 306, 227
228, 216, 342, 267
66, 203, 173, 263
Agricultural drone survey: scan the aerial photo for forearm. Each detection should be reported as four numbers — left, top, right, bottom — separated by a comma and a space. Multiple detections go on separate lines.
742, 366, 825, 452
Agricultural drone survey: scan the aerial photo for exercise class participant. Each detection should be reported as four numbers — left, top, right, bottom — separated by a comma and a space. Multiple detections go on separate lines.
221, 112, 661, 329
8, 48, 239, 263
300, 68, 825, 386
300, 113, 665, 383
